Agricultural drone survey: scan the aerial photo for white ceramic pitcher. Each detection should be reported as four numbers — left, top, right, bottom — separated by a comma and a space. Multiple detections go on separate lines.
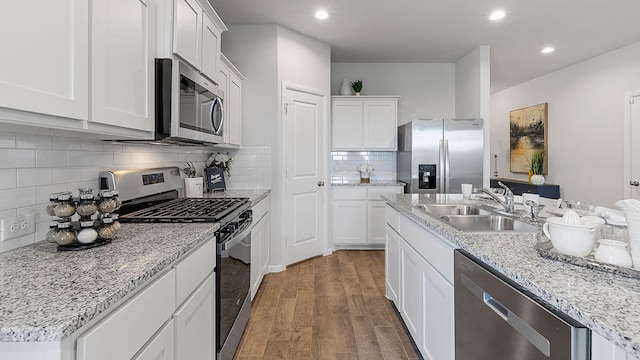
615, 199, 640, 268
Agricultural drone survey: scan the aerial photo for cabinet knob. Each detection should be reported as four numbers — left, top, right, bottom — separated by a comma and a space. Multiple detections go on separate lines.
318, 181, 325, 187
631, 181, 640, 187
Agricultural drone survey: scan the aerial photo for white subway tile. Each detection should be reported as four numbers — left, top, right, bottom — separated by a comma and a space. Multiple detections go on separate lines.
0, 169, 17, 189
80, 166, 103, 181
0, 233, 36, 253
36, 150, 68, 167
122, 144, 139, 153
93, 152, 114, 165
52, 167, 82, 184
68, 151, 93, 166
17, 168, 53, 187
16, 134, 52, 149
113, 152, 131, 165
102, 143, 123, 152
0, 187, 36, 211
0, 133, 16, 148
52, 137, 82, 150
0, 209, 17, 219
80, 140, 104, 151
36, 184, 69, 204
0, 149, 35, 168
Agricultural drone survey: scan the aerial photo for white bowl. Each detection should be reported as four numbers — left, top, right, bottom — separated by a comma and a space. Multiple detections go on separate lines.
594, 239, 633, 268
543, 220, 599, 257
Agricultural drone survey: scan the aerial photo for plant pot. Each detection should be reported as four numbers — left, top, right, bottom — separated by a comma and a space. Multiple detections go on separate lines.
360, 172, 370, 184
184, 177, 204, 198
531, 174, 545, 185
340, 79, 354, 95
355, 92, 361, 96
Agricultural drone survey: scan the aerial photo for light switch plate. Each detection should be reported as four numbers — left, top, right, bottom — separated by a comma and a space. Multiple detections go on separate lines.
0, 214, 35, 242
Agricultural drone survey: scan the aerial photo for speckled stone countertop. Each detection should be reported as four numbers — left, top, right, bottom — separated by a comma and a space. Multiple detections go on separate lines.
0, 222, 219, 342
204, 188, 270, 204
331, 180, 405, 187
384, 193, 640, 357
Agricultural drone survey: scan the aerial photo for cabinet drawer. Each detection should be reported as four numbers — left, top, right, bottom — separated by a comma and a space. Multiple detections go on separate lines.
76, 269, 176, 360
333, 187, 367, 200
385, 204, 400, 231
399, 215, 455, 283
367, 186, 403, 200
133, 319, 175, 360
252, 195, 270, 223
175, 238, 215, 306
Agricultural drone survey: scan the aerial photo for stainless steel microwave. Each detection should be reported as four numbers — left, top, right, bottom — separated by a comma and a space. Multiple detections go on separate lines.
154, 58, 224, 146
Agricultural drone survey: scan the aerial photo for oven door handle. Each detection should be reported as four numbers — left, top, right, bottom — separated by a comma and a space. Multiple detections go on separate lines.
218, 218, 253, 252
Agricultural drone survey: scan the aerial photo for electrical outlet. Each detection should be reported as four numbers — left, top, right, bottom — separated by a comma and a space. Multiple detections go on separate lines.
0, 214, 35, 242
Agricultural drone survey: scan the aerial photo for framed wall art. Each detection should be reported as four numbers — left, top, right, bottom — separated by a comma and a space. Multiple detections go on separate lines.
509, 102, 548, 174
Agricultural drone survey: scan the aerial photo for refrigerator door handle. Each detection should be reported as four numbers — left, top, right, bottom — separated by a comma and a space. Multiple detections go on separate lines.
439, 139, 446, 193
444, 139, 450, 193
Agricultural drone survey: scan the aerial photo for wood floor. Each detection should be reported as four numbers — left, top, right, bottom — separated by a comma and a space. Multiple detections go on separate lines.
234, 250, 421, 359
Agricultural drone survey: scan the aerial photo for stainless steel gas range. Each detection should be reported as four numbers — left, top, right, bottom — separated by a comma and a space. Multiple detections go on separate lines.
99, 167, 252, 360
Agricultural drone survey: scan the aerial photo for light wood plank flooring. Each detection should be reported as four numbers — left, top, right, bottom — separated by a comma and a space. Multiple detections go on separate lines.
234, 250, 421, 359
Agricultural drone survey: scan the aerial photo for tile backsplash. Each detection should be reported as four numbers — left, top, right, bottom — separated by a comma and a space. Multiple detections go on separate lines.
331, 151, 396, 182
0, 131, 270, 253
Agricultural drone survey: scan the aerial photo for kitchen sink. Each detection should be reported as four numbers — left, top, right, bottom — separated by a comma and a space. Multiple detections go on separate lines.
440, 214, 539, 232
414, 204, 491, 217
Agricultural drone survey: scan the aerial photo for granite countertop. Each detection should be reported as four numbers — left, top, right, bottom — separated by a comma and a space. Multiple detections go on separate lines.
384, 193, 640, 357
0, 189, 270, 343
204, 188, 271, 204
331, 180, 405, 187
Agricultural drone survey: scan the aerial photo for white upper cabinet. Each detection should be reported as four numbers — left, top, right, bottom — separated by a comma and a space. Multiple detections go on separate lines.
331, 96, 399, 150
172, 0, 226, 83
219, 54, 244, 147
0, 0, 89, 120
91, 0, 154, 132
173, 0, 202, 70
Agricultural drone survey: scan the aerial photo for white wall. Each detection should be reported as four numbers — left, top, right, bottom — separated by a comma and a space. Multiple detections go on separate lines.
222, 24, 331, 270
456, 46, 491, 187
331, 63, 456, 125
491, 41, 640, 207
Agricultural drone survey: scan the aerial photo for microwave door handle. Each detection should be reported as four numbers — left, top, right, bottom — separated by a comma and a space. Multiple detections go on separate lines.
211, 97, 224, 135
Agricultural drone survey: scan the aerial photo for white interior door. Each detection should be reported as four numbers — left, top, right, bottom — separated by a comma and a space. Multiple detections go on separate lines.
625, 91, 640, 199
284, 86, 325, 265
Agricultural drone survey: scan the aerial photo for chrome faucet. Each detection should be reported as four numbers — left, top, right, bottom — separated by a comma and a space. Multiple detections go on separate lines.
475, 181, 514, 213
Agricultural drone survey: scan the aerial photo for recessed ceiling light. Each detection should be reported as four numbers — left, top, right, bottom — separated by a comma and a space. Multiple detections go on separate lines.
315, 10, 329, 20
541, 47, 555, 54
489, 10, 506, 21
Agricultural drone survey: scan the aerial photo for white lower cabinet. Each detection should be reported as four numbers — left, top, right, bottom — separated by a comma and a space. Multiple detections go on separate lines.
76, 270, 177, 360
384, 224, 400, 303
386, 205, 455, 360
174, 273, 215, 360
332, 186, 403, 246
592, 332, 640, 360
251, 195, 271, 299
75, 237, 216, 360
133, 320, 175, 360
420, 257, 454, 360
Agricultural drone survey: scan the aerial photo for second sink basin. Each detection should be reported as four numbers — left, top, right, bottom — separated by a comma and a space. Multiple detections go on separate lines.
440, 214, 539, 232
414, 204, 490, 217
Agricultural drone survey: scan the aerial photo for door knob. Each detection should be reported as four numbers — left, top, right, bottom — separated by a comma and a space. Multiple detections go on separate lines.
631, 181, 640, 187
318, 181, 325, 187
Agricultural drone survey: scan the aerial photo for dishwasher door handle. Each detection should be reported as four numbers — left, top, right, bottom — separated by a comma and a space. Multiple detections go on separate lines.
461, 274, 551, 357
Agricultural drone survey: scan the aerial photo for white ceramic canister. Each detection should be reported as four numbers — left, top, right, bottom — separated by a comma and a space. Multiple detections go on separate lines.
594, 239, 633, 268
184, 177, 204, 198
340, 78, 354, 95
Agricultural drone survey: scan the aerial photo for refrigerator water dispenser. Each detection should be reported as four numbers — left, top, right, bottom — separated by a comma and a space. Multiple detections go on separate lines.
419, 164, 437, 189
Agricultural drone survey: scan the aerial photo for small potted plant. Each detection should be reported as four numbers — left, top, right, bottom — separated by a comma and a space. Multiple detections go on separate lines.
351, 80, 363, 96
357, 164, 373, 183
181, 162, 203, 197
529, 149, 545, 185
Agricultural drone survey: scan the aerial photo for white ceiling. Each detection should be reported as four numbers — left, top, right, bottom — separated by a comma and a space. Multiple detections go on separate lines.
209, 0, 640, 93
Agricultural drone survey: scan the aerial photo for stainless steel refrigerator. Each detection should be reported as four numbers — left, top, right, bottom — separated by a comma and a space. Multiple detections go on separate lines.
397, 118, 484, 194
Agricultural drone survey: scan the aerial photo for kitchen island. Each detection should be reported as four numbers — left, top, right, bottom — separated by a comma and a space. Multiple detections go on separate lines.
384, 193, 640, 359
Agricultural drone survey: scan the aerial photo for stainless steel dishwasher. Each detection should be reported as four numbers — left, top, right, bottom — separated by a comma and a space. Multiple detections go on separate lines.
454, 250, 590, 359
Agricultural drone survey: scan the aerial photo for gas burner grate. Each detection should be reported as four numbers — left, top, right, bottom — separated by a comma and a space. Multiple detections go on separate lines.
119, 197, 249, 223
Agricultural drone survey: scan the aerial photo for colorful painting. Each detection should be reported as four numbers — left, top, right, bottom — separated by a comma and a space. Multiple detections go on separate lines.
509, 103, 548, 174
